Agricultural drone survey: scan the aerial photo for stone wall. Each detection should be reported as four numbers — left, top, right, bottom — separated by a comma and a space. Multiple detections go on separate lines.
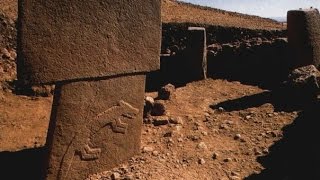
146, 23, 288, 91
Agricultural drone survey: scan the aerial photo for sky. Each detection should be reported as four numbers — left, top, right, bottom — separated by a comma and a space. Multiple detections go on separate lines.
180, 0, 320, 18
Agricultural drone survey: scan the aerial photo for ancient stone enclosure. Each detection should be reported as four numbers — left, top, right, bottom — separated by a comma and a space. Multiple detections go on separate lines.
1, 0, 320, 179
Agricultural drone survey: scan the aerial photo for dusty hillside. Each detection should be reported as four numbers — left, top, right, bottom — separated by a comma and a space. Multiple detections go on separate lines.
1, 0, 284, 30
161, 0, 285, 30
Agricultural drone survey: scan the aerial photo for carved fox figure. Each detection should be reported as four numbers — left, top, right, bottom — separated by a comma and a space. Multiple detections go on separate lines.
57, 100, 139, 179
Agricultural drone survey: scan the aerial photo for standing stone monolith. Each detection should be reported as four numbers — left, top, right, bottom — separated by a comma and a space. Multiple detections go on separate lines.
18, 0, 161, 179
287, 8, 320, 69
186, 27, 207, 80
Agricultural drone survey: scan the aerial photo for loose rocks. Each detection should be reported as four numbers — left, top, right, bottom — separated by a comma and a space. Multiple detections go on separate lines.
151, 100, 166, 116
158, 84, 175, 100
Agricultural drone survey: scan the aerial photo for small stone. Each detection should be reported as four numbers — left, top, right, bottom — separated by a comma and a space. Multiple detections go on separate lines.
267, 113, 273, 117
9, 50, 17, 60
177, 138, 183, 142
212, 152, 218, 159
225, 120, 234, 125
197, 142, 207, 149
158, 83, 175, 100
218, 107, 225, 112
124, 174, 134, 180
219, 124, 228, 129
145, 96, 155, 105
163, 131, 173, 137
230, 176, 241, 180
245, 115, 251, 120
152, 151, 159, 156
151, 100, 166, 116
240, 138, 246, 142
224, 158, 232, 162
167, 138, 174, 144
262, 148, 269, 154
142, 146, 154, 153
198, 158, 206, 165
144, 96, 154, 116
231, 171, 240, 176
152, 116, 169, 126
270, 131, 278, 137
204, 112, 210, 117
169, 116, 184, 125
1, 48, 11, 59
175, 125, 183, 132
201, 131, 208, 136
189, 135, 200, 141
111, 172, 121, 180
143, 117, 153, 124
253, 148, 262, 155
234, 134, 241, 140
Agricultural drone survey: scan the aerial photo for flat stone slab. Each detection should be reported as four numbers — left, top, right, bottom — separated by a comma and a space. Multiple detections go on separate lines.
0, 92, 52, 152
287, 8, 320, 68
18, 0, 161, 84
46, 75, 145, 180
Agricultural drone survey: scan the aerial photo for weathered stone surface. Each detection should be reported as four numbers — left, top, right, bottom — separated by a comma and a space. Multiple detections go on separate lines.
18, 0, 161, 84
286, 65, 320, 96
186, 27, 207, 80
287, 8, 320, 68
46, 75, 145, 180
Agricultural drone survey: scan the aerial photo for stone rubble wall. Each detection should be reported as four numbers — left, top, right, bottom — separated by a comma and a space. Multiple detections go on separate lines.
147, 23, 288, 91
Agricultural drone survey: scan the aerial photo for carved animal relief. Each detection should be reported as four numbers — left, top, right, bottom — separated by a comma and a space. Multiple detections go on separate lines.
78, 100, 139, 161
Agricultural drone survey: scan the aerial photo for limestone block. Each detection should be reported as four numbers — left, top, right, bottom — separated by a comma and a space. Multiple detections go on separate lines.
18, 0, 161, 84
46, 75, 145, 180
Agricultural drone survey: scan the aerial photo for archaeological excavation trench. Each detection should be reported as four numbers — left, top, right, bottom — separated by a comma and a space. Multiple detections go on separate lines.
1, 1, 320, 179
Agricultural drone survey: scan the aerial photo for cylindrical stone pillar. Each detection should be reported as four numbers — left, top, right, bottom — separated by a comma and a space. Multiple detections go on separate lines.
287, 8, 320, 69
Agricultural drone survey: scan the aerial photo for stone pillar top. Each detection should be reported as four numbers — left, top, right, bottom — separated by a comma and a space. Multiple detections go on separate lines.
188, 27, 206, 31
18, 0, 161, 84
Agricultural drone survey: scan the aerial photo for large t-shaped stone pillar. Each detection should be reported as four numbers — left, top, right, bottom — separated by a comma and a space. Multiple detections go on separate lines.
287, 8, 320, 69
18, 0, 161, 179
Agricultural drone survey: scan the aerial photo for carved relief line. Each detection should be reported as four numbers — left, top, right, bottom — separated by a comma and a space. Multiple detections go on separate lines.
79, 100, 139, 161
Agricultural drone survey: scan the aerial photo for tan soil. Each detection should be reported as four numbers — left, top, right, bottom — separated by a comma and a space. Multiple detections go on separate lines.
0, 92, 52, 152
88, 79, 298, 179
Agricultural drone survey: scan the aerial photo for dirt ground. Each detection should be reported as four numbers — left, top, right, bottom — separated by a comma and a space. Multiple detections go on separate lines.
87, 79, 309, 180
2, 1, 319, 180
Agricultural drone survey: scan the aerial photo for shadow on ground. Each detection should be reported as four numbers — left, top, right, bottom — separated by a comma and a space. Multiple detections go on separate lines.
211, 89, 320, 180
246, 102, 320, 180
210, 87, 317, 112
0, 147, 47, 180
